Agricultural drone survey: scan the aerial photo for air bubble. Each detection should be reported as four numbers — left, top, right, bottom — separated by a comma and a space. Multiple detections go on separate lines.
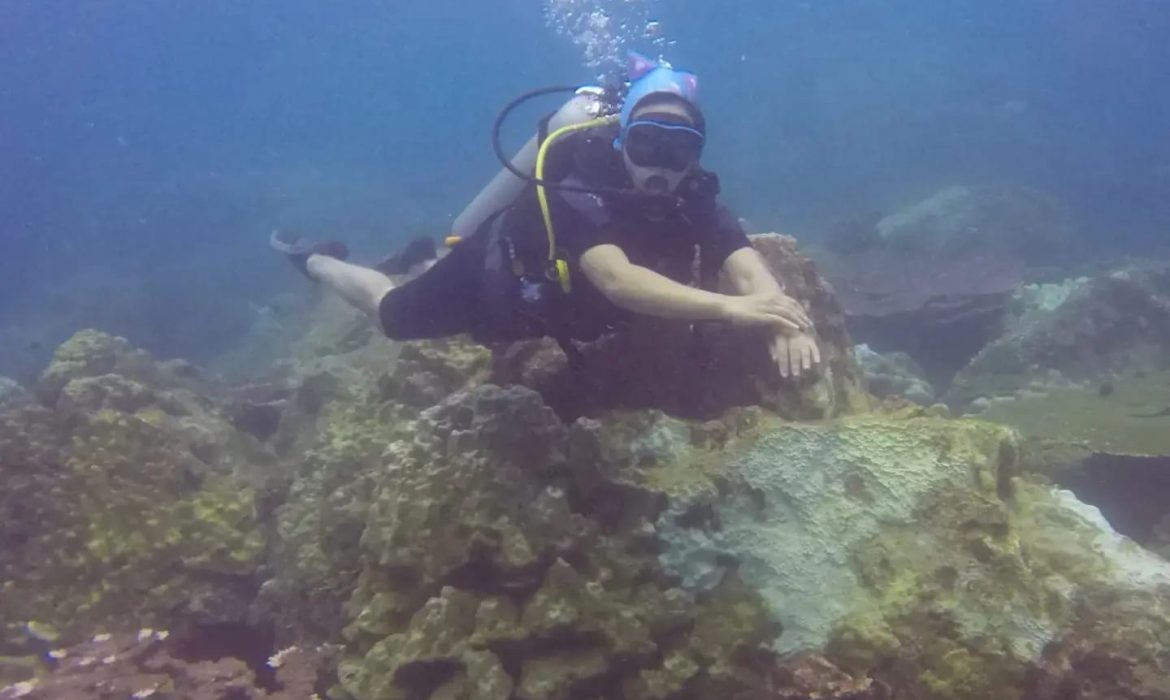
543, 0, 665, 75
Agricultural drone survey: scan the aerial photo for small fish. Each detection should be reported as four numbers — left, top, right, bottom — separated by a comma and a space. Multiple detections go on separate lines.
643, 20, 662, 38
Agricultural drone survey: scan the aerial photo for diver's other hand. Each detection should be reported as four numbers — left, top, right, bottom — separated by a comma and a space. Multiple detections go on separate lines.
769, 329, 821, 379
722, 292, 811, 332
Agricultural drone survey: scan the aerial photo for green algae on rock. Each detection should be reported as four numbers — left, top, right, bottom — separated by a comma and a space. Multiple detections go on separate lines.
273, 325, 1170, 700
655, 412, 1018, 652
634, 407, 1170, 700
289, 385, 820, 700
0, 331, 269, 652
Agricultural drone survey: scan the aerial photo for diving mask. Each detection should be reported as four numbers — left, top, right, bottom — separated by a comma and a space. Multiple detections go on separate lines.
622, 117, 705, 171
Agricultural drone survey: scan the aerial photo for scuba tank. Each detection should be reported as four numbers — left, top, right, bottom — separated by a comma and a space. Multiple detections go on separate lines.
451, 86, 620, 241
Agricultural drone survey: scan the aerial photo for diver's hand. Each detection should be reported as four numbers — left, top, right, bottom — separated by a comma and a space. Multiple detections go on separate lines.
722, 292, 813, 332
770, 329, 821, 379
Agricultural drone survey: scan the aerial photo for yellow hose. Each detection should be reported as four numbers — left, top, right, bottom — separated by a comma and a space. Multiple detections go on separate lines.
534, 114, 619, 293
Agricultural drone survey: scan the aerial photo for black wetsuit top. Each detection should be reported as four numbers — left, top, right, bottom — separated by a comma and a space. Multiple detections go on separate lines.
378, 124, 752, 344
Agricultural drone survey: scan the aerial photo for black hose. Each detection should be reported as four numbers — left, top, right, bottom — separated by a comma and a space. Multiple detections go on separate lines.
491, 84, 634, 197
492, 85, 578, 181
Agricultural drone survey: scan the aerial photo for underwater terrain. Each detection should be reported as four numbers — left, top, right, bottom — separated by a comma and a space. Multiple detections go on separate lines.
3, 1, 1170, 699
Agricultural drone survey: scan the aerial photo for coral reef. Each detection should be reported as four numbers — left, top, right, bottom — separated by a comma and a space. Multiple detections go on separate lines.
1024, 589, 1170, 700
819, 249, 1021, 382
0, 630, 330, 700
0, 331, 269, 654
9, 230, 1170, 700
657, 412, 1019, 652
620, 406, 1170, 700
267, 348, 1170, 700
0, 377, 23, 408
852, 344, 934, 404
872, 185, 1080, 265
949, 262, 1170, 407
294, 385, 798, 700
816, 185, 1092, 386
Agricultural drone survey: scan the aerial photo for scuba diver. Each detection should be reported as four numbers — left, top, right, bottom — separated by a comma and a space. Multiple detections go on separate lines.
272, 53, 820, 378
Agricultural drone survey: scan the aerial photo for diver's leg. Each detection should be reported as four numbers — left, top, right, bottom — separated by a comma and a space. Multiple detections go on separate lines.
306, 255, 395, 318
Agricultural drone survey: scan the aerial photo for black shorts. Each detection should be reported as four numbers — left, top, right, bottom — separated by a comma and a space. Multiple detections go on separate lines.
377, 221, 548, 343
377, 230, 489, 341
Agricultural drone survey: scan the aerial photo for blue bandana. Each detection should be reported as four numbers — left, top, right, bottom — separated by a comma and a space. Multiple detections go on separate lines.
615, 52, 702, 150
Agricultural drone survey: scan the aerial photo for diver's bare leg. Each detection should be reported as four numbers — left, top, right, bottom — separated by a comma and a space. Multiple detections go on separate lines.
306, 254, 395, 318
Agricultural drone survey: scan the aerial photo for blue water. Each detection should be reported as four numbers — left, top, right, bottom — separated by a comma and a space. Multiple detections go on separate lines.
1, 0, 1168, 376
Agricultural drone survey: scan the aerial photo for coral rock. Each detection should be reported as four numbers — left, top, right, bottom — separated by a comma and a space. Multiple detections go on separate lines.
0, 631, 328, 700
0, 377, 24, 409
0, 332, 269, 652
950, 262, 1170, 407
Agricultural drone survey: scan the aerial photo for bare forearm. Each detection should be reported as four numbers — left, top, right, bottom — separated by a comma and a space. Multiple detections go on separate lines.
602, 264, 730, 321
724, 248, 784, 296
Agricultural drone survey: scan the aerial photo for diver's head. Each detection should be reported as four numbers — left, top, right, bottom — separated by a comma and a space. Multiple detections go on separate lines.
615, 53, 706, 196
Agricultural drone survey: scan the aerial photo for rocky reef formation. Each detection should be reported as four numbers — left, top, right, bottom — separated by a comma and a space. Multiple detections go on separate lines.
815, 185, 1083, 382
949, 263, 1170, 408
6, 232, 1170, 700
871, 185, 1079, 265
0, 331, 270, 656
0, 630, 330, 699
265, 380, 887, 700
822, 250, 1022, 383
852, 344, 934, 405
264, 363, 1170, 700
948, 264, 1170, 598
0, 377, 22, 408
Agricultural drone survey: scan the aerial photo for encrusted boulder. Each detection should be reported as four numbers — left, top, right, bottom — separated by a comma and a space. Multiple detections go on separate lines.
494, 233, 868, 422
853, 344, 935, 405
1024, 588, 1170, 700
31, 330, 275, 475
950, 263, 1170, 407
0, 331, 269, 653
33, 330, 189, 408
819, 249, 1022, 383
0, 377, 23, 409
0, 630, 330, 700
263, 320, 1170, 700
873, 185, 1079, 264
272, 385, 807, 700
631, 408, 1170, 700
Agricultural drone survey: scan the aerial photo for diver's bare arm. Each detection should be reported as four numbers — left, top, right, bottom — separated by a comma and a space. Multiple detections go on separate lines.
719, 248, 813, 330
306, 254, 395, 318
580, 245, 728, 320
720, 247, 783, 296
